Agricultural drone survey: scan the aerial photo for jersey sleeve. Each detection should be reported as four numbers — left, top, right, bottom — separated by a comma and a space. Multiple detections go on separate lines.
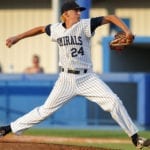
81, 19, 93, 38
45, 24, 51, 36
91, 17, 104, 33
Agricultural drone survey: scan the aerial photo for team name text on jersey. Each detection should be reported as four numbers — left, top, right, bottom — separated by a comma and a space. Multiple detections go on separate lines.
57, 36, 82, 46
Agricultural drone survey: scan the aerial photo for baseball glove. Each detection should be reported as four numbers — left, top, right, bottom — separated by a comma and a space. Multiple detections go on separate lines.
109, 31, 134, 51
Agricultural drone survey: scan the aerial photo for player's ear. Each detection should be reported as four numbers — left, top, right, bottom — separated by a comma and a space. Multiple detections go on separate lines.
60, 14, 65, 22
61, 11, 69, 22
61, 12, 67, 22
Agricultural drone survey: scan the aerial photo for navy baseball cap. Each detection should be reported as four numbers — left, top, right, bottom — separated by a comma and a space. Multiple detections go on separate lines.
61, 0, 86, 14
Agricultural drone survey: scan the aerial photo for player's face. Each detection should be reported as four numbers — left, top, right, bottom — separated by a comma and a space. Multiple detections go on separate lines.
66, 9, 81, 22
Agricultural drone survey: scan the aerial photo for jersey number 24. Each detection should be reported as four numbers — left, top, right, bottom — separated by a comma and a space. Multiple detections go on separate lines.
71, 47, 84, 57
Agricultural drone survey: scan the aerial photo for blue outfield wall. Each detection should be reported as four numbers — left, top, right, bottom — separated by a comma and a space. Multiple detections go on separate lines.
0, 73, 150, 128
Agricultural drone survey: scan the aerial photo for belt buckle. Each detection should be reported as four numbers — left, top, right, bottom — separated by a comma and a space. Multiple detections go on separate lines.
61, 67, 88, 74
68, 70, 80, 74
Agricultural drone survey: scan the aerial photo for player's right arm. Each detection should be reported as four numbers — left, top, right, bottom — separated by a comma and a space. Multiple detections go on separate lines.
6, 26, 46, 48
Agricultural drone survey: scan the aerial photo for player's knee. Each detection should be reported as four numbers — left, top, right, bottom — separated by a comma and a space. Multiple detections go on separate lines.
37, 105, 52, 119
110, 98, 124, 113
39, 102, 60, 118
101, 96, 123, 112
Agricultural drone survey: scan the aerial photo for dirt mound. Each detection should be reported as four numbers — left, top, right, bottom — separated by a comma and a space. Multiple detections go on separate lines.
0, 142, 113, 150
0, 134, 124, 150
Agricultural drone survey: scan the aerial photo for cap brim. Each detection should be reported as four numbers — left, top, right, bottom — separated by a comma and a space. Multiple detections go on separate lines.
75, 7, 86, 11
80, 7, 86, 11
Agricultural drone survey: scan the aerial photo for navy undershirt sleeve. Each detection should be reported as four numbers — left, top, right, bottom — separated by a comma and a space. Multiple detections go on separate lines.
45, 17, 103, 36
45, 24, 51, 36
91, 16, 104, 33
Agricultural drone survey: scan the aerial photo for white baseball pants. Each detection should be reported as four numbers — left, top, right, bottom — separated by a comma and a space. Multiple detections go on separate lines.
11, 72, 138, 136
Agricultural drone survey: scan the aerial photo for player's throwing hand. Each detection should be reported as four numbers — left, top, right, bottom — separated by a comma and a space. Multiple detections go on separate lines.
6, 36, 19, 48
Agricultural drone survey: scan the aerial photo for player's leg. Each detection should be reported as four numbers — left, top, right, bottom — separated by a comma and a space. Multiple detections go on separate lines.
77, 73, 150, 149
0, 73, 76, 136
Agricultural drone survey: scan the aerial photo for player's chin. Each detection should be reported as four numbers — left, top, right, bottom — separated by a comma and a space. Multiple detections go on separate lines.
77, 17, 80, 21
74, 19, 80, 24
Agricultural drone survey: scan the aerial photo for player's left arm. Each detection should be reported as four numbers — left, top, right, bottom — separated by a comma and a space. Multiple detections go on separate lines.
101, 15, 133, 39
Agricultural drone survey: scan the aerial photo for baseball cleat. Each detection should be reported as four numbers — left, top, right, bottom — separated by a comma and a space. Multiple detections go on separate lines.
136, 137, 150, 149
0, 125, 11, 137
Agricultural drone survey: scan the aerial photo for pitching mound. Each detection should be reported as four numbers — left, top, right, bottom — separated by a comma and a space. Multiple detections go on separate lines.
0, 142, 114, 150
0, 134, 124, 150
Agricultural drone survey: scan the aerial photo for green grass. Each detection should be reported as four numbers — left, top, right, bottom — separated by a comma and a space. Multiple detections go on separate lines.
24, 128, 150, 150
24, 128, 150, 139
24, 128, 127, 138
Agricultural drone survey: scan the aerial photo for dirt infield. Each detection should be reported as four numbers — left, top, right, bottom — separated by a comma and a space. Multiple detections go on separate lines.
0, 134, 129, 150
0, 142, 116, 150
0, 142, 115, 150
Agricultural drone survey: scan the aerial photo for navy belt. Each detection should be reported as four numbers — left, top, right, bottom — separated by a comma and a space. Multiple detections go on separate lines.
61, 67, 87, 74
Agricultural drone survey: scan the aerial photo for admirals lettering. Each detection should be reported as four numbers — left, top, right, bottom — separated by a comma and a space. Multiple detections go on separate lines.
57, 36, 82, 46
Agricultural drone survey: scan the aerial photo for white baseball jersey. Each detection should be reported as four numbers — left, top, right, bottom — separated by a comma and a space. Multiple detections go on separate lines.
51, 19, 92, 69
10, 18, 138, 137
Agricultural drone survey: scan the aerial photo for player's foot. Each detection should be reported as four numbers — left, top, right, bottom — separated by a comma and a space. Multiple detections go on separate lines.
131, 133, 150, 149
136, 137, 150, 149
0, 125, 11, 137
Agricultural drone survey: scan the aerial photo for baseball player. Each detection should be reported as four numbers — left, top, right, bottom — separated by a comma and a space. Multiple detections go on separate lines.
0, 0, 150, 149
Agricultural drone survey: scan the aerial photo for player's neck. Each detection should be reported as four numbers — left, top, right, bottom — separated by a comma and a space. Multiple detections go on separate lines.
64, 20, 79, 29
